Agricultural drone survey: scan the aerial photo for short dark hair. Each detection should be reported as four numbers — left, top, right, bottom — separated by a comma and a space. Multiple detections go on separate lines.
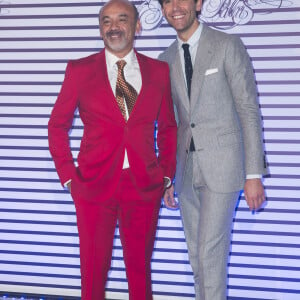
158, 0, 199, 6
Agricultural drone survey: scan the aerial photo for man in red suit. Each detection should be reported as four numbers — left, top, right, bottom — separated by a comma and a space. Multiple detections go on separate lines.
48, 0, 177, 299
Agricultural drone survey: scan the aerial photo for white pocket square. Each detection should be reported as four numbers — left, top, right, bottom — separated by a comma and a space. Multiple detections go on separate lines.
205, 68, 218, 75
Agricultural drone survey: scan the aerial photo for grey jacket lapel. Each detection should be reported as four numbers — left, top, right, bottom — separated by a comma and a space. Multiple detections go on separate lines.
190, 25, 214, 111
168, 41, 190, 114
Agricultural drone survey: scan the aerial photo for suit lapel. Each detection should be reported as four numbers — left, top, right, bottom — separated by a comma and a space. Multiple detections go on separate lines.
190, 24, 214, 111
129, 51, 149, 121
96, 50, 127, 123
169, 41, 190, 114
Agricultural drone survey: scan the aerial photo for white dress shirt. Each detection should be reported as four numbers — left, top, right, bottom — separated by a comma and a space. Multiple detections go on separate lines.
177, 23, 260, 180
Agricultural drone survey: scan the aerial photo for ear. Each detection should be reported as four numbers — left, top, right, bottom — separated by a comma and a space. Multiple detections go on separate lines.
135, 19, 142, 35
196, 0, 202, 12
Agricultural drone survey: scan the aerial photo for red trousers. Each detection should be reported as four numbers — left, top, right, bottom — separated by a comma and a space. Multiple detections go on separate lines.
74, 169, 162, 300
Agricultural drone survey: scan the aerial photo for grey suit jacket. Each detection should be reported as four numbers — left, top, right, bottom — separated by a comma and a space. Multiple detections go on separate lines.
159, 24, 267, 194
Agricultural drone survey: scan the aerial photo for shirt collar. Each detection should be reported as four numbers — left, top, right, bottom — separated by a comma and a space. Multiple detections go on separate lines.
105, 48, 136, 70
177, 22, 203, 49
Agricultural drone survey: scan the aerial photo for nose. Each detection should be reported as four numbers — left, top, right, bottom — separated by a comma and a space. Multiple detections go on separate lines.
110, 19, 120, 30
171, 0, 180, 11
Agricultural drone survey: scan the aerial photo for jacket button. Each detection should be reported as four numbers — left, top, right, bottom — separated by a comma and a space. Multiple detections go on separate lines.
191, 123, 195, 128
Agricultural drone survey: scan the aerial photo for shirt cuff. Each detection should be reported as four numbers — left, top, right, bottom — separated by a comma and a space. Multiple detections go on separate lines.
163, 177, 172, 189
246, 174, 262, 179
64, 179, 71, 188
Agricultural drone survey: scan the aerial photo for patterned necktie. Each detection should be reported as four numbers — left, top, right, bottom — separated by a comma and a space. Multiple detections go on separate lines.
182, 43, 196, 151
182, 43, 193, 99
116, 60, 138, 120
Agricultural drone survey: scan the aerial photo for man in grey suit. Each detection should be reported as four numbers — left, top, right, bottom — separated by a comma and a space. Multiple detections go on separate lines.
159, 0, 267, 299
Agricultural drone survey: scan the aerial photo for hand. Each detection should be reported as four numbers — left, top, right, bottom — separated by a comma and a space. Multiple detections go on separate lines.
243, 178, 265, 211
163, 185, 179, 210
67, 181, 71, 193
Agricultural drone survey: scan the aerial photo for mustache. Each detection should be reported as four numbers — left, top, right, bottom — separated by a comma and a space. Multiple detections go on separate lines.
106, 30, 124, 38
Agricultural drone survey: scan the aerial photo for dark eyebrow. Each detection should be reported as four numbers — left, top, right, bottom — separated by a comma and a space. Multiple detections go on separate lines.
119, 13, 129, 18
100, 13, 129, 21
100, 15, 110, 21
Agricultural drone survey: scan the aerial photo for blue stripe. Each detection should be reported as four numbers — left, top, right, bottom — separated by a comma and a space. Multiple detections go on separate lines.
253, 56, 300, 61
0, 209, 75, 215
151, 280, 194, 286
229, 263, 300, 271
236, 207, 300, 213
268, 174, 300, 179
228, 297, 272, 300
0, 145, 78, 151
0, 250, 79, 258
0, 280, 80, 289
233, 218, 300, 225
0, 229, 78, 236
151, 258, 190, 264
157, 226, 184, 231
231, 241, 300, 248
0, 240, 78, 247
0, 270, 80, 279
0, 81, 61, 85
0, 70, 65, 74
151, 290, 194, 297
0, 199, 72, 204
230, 252, 300, 260
153, 248, 188, 253
0, 103, 54, 107
0, 59, 68, 63
244, 197, 300, 203
159, 215, 182, 220
261, 103, 300, 107
247, 44, 300, 49
0, 125, 82, 130
255, 68, 300, 73
0, 219, 76, 225
229, 274, 300, 282
0, 167, 57, 172
0, 260, 79, 268
151, 269, 192, 275
0, 92, 58, 96
232, 230, 300, 237
0, 292, 80, 300
0, 113, 50, 117
0, 188, 69, 193
265, 185, 300, 190
0, 177, 60, 183
228, 285, 300, 294
0, 136, 80, 140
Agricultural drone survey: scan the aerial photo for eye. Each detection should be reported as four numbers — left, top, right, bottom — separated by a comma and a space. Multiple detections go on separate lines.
119, 16, 128, 23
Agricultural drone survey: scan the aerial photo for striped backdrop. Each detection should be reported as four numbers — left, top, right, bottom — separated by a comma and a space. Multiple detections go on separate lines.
0, 1, 300, 299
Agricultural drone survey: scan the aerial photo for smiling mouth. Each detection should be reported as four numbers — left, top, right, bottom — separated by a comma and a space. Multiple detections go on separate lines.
172, 14, 185, 20
106, 30, 124, 39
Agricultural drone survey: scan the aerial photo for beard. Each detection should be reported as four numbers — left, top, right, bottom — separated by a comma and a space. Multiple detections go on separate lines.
104, 30, 128, 53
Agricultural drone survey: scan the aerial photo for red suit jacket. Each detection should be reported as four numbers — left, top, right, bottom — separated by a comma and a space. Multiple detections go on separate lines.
48, 50, 177, 202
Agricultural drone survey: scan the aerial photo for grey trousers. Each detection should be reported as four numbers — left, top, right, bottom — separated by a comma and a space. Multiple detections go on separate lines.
179, 153, 239, 300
